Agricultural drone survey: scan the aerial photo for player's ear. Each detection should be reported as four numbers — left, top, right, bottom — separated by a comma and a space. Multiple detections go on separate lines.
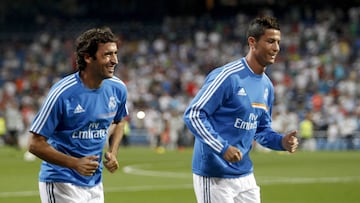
84, 53, 92, 64
248, 36, 256, 49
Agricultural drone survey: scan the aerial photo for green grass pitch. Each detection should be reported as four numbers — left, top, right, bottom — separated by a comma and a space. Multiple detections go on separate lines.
0, 146, 359, 203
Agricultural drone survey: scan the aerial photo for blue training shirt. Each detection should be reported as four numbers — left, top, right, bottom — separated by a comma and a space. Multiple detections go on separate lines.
30, 71, 128, 187
183, 57, 285, 178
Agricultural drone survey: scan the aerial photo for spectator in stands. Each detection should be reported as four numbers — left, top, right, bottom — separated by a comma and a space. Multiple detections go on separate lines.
121, 116, 131, 147
0, 112, 6, 146
164, 109, 184, 150
326, 120, 342, 150
299, 111, 316, 151
339, 111, 358, 150
144, 108, 166, 151
4, 100, 24, 148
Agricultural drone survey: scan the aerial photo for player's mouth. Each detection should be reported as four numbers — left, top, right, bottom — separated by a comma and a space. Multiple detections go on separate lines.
107, 66, 116, 73
269, 53, 277, 60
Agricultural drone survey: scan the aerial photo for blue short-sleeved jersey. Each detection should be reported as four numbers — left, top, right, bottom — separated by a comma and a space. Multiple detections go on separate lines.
30, 72, 128, 187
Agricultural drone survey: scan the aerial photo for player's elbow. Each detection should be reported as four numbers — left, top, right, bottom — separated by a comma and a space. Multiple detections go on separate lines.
28, 133, 47, 156
28, 138, 38, 155
183, 108, 198, 126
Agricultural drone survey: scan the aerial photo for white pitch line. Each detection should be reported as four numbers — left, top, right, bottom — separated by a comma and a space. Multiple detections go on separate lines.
105, 184, 193, 192
0, 191, 39, 197
122, 164, 360, 184
123, 165, 190, 178
1, 165, 360, 198
0, 184, 194, 198
258, 176, 360, 185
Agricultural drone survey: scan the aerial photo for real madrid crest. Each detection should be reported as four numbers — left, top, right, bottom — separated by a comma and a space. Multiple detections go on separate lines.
108, 96, 117, 110
264, 88, 268, 102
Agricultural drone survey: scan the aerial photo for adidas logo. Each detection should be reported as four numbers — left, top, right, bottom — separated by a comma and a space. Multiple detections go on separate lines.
74, 104, 85, 113
237, 88, 247, 96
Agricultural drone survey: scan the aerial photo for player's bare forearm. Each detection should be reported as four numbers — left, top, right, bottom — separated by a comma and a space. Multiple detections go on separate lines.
108, 119, 125, 156
29, 133, 100, 176
103, 120, 125, 173
28, 133, 79, 169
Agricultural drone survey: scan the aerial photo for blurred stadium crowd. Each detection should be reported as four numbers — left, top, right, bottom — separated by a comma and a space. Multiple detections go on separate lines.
0, 2, 360, 151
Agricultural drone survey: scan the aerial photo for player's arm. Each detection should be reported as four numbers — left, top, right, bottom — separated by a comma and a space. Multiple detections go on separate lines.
104, 119, 125, 173
255, 114, 298, 152
28, 133, 99, 176
183, 72, 234, 156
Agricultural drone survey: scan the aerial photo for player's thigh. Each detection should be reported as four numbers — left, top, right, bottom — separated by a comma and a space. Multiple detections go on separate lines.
234, 186, 260, 203
234, 173, 260, 203
88, 183, 104, 203
193, 174, 235, 203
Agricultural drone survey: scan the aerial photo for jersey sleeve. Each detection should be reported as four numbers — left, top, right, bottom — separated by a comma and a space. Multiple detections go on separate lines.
29, 91, 62, 138
254, 84, 285, 150
254, 113, 285, 150
113, 82, 129, 123
183, 70, 231, 155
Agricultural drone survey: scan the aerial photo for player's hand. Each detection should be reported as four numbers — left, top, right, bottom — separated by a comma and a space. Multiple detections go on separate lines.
75, 155, 100, 176
103, 151, 119, 173
223, 146, 242, 163
282, 130, 298, 153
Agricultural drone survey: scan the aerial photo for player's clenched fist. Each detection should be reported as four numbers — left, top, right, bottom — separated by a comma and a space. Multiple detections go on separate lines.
282, 130, 299, 153
74, 155, 100, 176
103, 151, 119, 173
223, 146, 242, 163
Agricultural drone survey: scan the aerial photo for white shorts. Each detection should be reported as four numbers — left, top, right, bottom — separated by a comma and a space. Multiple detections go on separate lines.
193, 173, 260, 203
39, 182, 104, 203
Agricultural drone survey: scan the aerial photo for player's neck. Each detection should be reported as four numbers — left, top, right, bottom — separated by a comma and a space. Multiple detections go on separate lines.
245, 54, 266, 75
79, 70, 102, 89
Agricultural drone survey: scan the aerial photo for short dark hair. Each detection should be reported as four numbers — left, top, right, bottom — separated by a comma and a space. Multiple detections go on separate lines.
75, 27, 118, 70
246, 16, 280, 41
